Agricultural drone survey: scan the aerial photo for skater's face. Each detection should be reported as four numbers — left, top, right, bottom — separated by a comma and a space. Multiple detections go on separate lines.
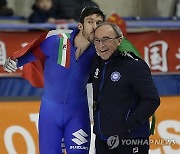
79, 14, 103, 42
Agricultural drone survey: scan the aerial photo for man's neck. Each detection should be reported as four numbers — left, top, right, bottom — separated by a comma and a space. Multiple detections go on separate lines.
74, 32, 90, 60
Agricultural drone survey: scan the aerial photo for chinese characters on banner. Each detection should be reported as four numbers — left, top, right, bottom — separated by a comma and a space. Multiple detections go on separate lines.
0, 30, 180, 75
127, 30, 180, 74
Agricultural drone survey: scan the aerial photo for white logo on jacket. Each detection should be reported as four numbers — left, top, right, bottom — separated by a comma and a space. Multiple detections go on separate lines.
94, 68, 100, 78
111, 71, 121, 82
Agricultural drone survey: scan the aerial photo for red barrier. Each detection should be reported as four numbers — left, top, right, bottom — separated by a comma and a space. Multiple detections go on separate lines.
0, 30, 180, 75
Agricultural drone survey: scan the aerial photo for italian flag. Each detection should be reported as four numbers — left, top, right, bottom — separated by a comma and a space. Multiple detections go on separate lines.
58, 33, 71, 68
12, 29, 72, 88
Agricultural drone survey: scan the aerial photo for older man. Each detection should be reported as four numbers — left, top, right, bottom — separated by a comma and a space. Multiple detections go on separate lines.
91, 22, 160, 154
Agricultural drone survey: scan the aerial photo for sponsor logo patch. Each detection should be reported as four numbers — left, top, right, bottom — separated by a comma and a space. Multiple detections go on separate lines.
70, 129, 89, 151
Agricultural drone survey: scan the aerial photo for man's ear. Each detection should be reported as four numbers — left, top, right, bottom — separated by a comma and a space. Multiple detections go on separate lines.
118, 38, 122, 46
78, 23, 83, 30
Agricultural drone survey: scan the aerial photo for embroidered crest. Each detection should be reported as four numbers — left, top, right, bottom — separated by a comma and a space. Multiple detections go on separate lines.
111, 71, 121, 82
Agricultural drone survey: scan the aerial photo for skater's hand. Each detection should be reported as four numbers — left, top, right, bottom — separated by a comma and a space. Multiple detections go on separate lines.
3, 57, 18, 73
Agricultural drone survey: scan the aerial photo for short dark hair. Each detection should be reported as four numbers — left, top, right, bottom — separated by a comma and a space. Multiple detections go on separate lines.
80, 6, 105, 23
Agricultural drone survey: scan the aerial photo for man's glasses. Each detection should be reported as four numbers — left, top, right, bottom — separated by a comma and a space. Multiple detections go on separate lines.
93, 36, 120, 45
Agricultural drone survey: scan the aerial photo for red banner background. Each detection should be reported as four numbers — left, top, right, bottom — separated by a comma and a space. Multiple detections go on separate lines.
0, 30, 180, 75
127, 30, 180, 73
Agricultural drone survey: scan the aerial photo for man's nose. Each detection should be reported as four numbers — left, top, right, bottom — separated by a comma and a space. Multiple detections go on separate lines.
93, 23, 97, 29
98, 40, 105, 47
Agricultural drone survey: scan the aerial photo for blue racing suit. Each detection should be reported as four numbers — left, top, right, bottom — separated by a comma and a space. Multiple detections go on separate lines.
17, 30, 95, 154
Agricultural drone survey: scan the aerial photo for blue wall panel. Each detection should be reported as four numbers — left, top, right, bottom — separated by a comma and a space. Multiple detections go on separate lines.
0, 75, 180, 96
152, 75, 180, 96
0, 78, 43, 96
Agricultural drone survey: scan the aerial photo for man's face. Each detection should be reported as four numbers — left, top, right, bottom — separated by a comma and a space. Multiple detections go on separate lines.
81, 14, 103, 41
94, 25, 121, 60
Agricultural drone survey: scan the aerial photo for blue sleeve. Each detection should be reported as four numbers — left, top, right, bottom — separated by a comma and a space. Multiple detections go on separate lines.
17, 35, 60, 67
39, 35, 59, 57
17, 52, 36, 67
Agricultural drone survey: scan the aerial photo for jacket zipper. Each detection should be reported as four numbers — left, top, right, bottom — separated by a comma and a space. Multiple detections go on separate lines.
97, 61, 108, 141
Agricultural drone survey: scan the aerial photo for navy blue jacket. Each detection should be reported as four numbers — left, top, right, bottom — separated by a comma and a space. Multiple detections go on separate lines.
91, 51, 160, 140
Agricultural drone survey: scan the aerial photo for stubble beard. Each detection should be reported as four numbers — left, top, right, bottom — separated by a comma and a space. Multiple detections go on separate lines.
82, 30, 94, 43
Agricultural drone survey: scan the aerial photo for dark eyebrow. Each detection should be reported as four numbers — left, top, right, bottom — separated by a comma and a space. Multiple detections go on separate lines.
85, 18, 94, 21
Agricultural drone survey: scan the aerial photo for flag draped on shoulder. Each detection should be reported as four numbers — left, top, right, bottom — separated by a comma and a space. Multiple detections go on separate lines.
118, 37, 141, 58
11, 30, 72, 88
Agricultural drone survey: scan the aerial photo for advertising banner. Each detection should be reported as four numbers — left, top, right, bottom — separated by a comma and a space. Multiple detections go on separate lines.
0, 30, 180, 76
0, 101, 40, 154
0, 31, 43, 76
0, 96, 179, 154
149, 96, 180, 154
127, 31, 180, 74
